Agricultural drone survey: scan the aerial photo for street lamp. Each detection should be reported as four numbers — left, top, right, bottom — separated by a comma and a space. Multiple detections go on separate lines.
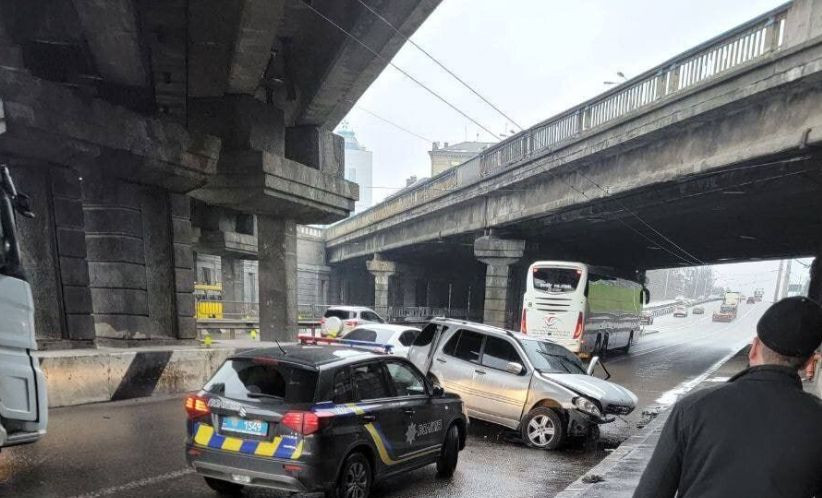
603, 71, 628, 86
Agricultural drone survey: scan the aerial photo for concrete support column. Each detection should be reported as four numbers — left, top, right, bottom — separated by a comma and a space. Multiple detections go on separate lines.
474, 235, 525, 329
402, 277, 418, 307
170, 194, 196, 340
258, 216, 298, 342
367, 255, 396, 318
220, 256, 245, 303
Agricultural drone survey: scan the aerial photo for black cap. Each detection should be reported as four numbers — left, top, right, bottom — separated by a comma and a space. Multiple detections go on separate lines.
757, 296, 822, 357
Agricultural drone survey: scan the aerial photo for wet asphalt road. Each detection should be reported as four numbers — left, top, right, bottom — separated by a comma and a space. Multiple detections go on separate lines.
1, 301, 765, 498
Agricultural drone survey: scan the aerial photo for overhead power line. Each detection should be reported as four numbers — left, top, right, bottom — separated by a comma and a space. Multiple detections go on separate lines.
300, 0, 501, 140
353, 106, 434, 143
354, 0, 523, 131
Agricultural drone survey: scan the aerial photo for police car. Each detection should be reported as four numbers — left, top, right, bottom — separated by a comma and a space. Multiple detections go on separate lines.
185, 341, 467, 497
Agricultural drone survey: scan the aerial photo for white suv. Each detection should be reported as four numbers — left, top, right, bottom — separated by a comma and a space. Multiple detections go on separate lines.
408, 318, 636, 449
321, 306, 385, 337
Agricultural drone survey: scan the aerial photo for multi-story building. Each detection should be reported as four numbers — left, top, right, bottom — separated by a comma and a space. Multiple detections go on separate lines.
429, 141, 495, 176
338, 125, 373, 213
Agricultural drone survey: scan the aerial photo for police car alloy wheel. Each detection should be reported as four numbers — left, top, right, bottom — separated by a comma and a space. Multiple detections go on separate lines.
336, 452, 372, 498
522, 407, 565, 450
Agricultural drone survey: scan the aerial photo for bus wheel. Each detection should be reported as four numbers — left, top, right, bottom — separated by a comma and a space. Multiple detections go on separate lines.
621, 332, 634, 354
593, 336, 602, 356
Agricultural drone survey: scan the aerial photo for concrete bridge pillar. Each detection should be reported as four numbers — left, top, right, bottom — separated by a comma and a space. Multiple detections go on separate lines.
258, 216, 298, 342
367, 255, 397, 318
402, 277, 418, 307
220, 257, 245, 305
474, 236, 526, 329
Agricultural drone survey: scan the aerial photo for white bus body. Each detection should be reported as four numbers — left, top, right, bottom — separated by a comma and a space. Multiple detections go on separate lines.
520, 261, 644, 357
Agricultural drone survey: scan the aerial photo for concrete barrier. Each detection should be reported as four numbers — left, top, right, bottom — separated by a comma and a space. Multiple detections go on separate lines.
37, 344, 253, 408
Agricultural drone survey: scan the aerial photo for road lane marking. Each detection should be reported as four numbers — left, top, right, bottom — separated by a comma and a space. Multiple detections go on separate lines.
653, 341, 748, 408
67, 469, 194, 498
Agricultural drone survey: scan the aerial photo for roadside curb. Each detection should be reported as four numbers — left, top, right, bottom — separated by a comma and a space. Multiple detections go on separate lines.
555, 343, 749, 498
554, 409, 671, 498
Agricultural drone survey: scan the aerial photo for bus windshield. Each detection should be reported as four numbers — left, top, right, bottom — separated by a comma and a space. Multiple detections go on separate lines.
532, 267, 581, 293
519, 339, 586, 374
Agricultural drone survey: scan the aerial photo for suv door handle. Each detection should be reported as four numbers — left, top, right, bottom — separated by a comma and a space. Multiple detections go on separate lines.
403, 408, 416, 416
435, 357, 447, 363
474, 369, 486, 375
361, 414, 376, 422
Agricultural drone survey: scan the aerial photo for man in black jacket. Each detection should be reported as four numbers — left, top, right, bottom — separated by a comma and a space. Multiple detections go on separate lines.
634, 296, 822, 498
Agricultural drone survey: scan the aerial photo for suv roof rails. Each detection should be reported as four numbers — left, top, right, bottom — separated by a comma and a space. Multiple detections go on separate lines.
298, 336, 394, 354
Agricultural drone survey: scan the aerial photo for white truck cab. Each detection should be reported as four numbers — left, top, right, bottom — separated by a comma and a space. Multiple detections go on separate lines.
0, 165, 47, 449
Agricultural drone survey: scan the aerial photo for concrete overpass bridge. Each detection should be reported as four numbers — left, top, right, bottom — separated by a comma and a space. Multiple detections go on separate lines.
0, 0, 440, 345
326, 1, 822, 327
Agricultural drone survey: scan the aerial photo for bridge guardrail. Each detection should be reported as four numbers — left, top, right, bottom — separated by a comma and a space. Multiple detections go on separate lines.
326, 3, 789, 245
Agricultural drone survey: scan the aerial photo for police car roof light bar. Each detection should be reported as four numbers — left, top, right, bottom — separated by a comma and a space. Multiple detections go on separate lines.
298, 336, 394, 354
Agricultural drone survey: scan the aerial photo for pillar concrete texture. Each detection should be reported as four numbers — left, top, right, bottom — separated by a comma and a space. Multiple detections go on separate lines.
258, 216, 298, 342
10, 164, 95, 347
367, 255, 397, 318
221, 256, 245, 303
170, 193, 196, 340
83, 174, 185, 343
474, 236, 525, 329
402, 277, 418, 307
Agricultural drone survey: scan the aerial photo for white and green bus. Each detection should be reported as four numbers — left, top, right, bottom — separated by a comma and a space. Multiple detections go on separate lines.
519, 261, 648, 357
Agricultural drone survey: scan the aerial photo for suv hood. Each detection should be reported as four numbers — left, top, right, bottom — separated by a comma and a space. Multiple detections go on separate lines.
538, 372, 638, 412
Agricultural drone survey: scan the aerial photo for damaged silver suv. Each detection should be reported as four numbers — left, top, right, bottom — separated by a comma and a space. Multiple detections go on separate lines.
408, 318, 637, 449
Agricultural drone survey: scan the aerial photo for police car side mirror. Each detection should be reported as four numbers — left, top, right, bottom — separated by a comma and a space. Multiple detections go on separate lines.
431, 385, 444, 397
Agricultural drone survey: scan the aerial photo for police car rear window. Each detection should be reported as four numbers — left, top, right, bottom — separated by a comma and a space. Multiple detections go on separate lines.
204, 359, 318, 403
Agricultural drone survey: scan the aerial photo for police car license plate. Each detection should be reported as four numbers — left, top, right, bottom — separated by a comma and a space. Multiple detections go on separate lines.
221, 416, 268, 437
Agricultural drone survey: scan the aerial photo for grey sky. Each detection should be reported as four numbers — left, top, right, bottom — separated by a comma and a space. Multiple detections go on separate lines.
712, 259, 813, 298
338, 0, 786, 202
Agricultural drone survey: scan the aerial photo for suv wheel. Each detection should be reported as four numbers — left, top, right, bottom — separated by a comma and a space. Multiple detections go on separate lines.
203, 477, 244, 496
521, 407, 565, 450
436, 424, 460, 478
335, 452, 371, 498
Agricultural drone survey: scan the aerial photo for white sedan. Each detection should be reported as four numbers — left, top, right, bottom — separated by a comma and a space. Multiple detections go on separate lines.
339, 324, 421, 357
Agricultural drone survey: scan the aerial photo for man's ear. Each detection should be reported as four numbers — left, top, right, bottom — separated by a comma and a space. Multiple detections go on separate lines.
748, 337, 760, 365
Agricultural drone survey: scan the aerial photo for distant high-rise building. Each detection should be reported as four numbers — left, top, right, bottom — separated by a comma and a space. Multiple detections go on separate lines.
337, 124, 373, 213
429, 141, 495, 176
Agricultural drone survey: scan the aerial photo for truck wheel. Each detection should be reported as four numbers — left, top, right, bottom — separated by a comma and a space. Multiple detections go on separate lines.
203, 477, 244, 496
521, 407, 565, 450
334, 452, 372, 498
436, 424, 460, 478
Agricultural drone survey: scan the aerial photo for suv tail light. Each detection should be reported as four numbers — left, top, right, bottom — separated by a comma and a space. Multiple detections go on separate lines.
185, 394, 210, 419
573, 311, 585, 339
520, 308, 527, 333
282, 411, 321, 435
